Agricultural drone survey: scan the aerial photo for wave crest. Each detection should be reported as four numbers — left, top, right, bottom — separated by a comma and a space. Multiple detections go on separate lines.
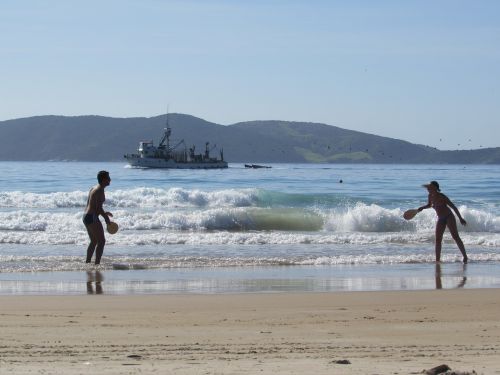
0, 188, 260, 209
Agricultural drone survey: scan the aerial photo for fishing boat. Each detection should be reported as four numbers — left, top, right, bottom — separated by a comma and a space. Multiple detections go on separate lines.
124, 116, 228, 169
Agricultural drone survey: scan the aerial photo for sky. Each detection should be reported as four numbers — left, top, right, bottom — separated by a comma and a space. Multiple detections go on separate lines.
1, 0, 499, 150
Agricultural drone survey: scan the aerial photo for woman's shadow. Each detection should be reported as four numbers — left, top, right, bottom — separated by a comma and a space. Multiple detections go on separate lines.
435, 263, 467, 290
86, 270, 104, 294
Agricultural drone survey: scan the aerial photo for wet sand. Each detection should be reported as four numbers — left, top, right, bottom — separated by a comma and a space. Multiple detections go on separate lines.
1, 289, 499, 374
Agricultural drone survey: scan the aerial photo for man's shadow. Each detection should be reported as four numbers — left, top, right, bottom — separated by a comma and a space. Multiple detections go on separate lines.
435, 263, 467, 290
86, 270, 104, 294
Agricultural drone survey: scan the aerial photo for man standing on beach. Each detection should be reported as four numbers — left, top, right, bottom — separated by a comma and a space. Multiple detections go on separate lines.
83, 170, 113, 265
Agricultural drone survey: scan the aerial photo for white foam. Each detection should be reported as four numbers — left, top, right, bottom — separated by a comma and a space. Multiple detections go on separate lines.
324, 203, 414, 232
0, 188, 259, 209
458, 206, 500, 232
0, 191, 88, 209
2, 251, 500, 273
2, 226, 500, 248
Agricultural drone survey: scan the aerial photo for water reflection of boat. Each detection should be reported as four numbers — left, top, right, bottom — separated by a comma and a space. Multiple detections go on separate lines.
124, 115, 228, 169
245, 164, 272, 169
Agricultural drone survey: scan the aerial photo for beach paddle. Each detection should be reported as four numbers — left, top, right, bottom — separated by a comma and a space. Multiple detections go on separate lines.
403, 209, 419, 220
107, 222, 119, 234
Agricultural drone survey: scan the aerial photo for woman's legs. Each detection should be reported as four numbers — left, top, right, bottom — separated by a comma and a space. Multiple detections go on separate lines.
434, 220, 446, 262
447, 215, 468, 263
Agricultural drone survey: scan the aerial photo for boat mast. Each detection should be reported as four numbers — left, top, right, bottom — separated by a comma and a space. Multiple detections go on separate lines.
165, 110, 171, 152
159, 108, 172, 153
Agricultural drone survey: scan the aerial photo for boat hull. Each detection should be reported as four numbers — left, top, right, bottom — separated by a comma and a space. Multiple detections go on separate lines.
125, 155, 228, 169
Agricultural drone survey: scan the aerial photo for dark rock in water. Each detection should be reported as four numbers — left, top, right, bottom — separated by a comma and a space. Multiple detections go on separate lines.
424, 364, 451, 375
333, 359, 351, 365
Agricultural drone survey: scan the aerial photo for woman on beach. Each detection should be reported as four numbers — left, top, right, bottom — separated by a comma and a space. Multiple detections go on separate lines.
83, 170, 112, 265
418, 180, 468, 263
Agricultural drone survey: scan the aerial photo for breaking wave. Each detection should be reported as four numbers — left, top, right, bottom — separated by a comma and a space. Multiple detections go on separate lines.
0, 188, 498, 247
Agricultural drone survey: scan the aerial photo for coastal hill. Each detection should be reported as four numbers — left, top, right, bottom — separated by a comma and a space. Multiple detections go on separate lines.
0, 114, 499, 163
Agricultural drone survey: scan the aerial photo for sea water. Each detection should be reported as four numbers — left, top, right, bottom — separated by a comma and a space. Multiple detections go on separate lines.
0, 162, 499, 294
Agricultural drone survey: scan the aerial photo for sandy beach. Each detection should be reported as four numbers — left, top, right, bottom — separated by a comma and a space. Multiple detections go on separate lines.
1, 290, 499, 374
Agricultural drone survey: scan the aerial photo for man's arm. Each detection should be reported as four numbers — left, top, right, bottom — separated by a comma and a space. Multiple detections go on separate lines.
96, 190, 111, 225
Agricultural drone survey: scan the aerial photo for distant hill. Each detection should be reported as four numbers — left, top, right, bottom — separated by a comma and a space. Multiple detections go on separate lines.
0, 114, 499, 163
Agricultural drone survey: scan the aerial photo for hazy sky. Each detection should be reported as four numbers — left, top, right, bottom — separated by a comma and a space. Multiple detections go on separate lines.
1, 0, 499, 150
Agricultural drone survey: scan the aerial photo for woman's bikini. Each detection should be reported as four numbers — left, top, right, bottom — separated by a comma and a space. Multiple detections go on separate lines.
437, 212, 453, 225
432, 200, 452, 225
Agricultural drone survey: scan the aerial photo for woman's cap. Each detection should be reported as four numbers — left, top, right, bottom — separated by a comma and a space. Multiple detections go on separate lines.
423, 180, 440, 191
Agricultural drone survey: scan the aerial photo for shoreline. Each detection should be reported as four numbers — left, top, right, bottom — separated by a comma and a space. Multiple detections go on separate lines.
2, 261, 500, 295
1, 289, 499, 374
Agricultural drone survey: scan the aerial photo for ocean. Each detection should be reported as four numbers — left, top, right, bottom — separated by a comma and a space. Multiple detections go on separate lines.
0, 162, 499, 294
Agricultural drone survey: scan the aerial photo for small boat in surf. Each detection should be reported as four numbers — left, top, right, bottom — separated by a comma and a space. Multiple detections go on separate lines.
244, 164, 272, 169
